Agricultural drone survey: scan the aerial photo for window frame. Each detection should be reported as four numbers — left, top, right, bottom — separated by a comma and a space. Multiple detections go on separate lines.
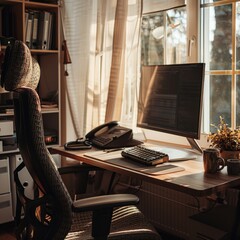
201, 0, 240, 134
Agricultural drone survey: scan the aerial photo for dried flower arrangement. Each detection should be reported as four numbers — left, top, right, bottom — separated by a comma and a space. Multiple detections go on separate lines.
207, 116, 240, 151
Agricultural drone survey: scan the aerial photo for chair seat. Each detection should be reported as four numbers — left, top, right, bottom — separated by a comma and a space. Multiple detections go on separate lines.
66, 206, 161, 240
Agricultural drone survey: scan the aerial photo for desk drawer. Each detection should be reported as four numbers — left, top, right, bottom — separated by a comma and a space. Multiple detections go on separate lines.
0, 158, 10, 194
0, 193, 13, 224
0, 120, 13, 136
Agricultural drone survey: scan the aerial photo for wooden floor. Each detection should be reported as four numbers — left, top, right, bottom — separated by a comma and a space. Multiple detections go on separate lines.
0, 222, 16, 240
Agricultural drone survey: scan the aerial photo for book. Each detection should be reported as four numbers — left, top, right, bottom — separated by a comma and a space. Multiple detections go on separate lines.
25, 11, 29, 30
38, 11, 51, 50
0, 7, 4, 36
25, 11, 34, 47
47, 12, 54, 49
31, 11, 40, 49
41, 101, 58, 108
2, 6, 14, 37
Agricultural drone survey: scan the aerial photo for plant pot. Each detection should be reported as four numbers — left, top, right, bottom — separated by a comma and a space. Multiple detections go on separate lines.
220, 150, 240, 162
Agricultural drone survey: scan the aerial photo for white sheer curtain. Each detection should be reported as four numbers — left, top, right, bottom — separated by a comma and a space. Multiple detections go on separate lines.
62, 0, 142, 140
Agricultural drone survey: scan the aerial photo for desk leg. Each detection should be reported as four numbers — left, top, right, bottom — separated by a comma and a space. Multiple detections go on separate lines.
230, 190, 240, 239
107, 172, 117, 194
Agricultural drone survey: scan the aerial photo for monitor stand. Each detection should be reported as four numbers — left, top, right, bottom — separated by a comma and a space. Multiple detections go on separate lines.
186, 138, 203, 154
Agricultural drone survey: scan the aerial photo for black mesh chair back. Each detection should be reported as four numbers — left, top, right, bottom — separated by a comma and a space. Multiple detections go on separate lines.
14, 87, 72, 239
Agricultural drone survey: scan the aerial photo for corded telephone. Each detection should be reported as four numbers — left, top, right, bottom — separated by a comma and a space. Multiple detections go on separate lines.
64, 121, 142, 150
85, 121, 142, 149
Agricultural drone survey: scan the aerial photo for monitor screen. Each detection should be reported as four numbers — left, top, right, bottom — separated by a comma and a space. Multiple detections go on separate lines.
137, 63, 205, 140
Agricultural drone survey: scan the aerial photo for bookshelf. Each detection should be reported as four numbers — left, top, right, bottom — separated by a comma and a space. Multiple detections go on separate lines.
0, 0, 61, 223
0, 0, 61, 149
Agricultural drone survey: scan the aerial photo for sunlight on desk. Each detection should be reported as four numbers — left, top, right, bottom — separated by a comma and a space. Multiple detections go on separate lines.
140, 143, 200, 161
84, 150, 185, 175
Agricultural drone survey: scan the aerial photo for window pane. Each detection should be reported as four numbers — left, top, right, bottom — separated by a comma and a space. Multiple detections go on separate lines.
210, 75, 231, 132
203, 4, 232, 70
141, 7, 186, 65
236, 2, 240, 69
141, 12, 164, 65
166, 8, 187, 63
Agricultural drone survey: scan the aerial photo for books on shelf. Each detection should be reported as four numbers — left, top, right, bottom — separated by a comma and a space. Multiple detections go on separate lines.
25, 9, 54, 50
41, 101, 58, 109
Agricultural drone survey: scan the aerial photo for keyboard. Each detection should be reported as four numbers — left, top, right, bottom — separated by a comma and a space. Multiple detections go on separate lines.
121, 145, 169, 166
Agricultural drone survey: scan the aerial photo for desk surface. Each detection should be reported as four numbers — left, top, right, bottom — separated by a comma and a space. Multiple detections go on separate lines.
50, 144, 240, 197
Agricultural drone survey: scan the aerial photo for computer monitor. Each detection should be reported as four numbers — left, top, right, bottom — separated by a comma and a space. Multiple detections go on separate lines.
137, 63, 205, 154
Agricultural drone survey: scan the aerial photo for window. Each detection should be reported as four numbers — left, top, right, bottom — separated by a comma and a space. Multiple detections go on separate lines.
141, 0, 200, 64
142, 0, 190, 65
141, 7, 187, 65
141, 0, 240, 146
201, 0, 240, 133
139, 0, 201, 145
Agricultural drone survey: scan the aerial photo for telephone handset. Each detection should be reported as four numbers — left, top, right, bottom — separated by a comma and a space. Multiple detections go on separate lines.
85, 121, 118, 140
86, 121, 142, 149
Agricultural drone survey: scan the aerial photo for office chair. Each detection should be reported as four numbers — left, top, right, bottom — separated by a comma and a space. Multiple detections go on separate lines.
1, 40, 161, 239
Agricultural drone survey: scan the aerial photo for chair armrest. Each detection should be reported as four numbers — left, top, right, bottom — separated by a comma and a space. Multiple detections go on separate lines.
72, 193, 139, 239
72, 193, 139, 212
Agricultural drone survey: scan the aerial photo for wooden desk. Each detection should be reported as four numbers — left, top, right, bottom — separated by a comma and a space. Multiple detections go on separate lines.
50, 145, 240, 197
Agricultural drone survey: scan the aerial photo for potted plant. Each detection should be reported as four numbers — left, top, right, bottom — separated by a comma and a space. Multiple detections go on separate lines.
207, 116, 240, 161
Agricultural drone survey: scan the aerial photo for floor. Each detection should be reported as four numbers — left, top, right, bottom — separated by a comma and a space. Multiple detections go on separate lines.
0, 221, 183, 240
160, 231, 184, 240
0, 222, 16, 240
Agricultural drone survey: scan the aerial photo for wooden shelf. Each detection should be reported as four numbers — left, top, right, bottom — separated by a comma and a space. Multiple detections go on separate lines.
31, 49, 59, 54
42, 107, 59, 113
0, 0, 22, 4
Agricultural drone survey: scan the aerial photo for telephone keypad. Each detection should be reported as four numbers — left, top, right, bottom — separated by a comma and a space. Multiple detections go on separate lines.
92, 136, 112, 146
